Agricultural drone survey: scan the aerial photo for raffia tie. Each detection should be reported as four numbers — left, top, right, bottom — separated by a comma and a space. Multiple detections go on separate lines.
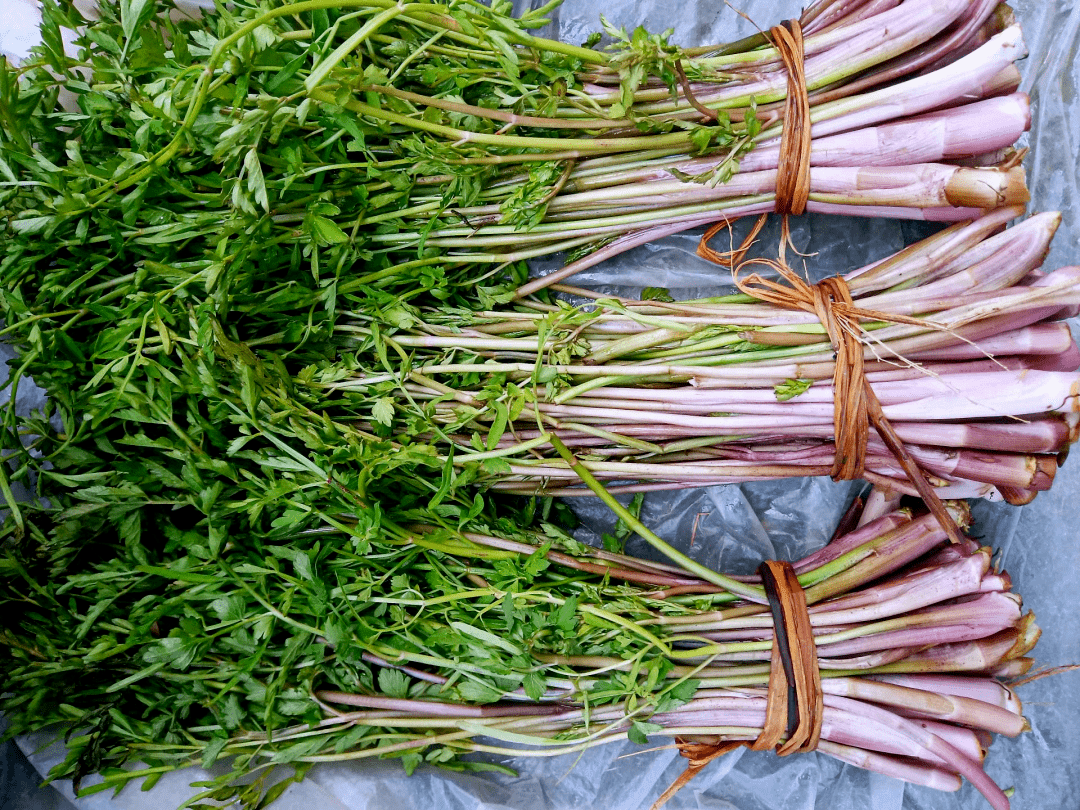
650, 561, 821, 810
691, 17, 964, 544
742, 266, 866, 481
734, 261, 965, 545
697, 20, 811, 268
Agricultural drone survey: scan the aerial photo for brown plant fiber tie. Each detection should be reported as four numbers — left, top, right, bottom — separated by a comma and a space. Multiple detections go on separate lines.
733, 262, 966, 545
694, 17, 964, 545
755, 560, 823, 755
697, 20, 811, 267
770, 21, 812, 218
650, 561, 822, 809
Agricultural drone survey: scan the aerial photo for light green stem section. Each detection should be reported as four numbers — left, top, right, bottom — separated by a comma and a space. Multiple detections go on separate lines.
547, 436, 766, 601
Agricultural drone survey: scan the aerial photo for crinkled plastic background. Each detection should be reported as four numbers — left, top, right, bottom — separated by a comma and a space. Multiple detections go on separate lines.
2, 1, 1079, 808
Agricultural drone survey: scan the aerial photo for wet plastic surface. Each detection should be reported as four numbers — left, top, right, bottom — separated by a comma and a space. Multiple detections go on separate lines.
3, 1, 1080, 808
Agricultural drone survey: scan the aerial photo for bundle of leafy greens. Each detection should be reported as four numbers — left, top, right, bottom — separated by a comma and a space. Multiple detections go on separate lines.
337, 208, 1080, 505
0, 0, 1031, 316
0, 462, 1041, 810
0, 1, 1052, 808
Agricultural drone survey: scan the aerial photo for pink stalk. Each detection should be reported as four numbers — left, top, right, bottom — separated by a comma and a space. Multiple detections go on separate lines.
868, 673, 1019, 712
907, 321, 1075, 362
884, 716, 987, 762
755, 94, 1028, 170
925, 480, 1003, 501
793, 511, 913, 574
800, 25, 1027, 140
810, 554, 990, 623
818, 702, 973, 767
316, 692, 568, 718
868, 628, 1034, 674
822, 694, 1011, 810
483, 433, 1065, 491
821, 677, 1027, 736
531, 164, 1021, 221
859, 212, 1059, 309
815, 739, 962, 791
476, 415, 1076, 455
801, 1, 902, 37
819, 647, 923, 671
566, 366, 1076, 414
803, 513, 956, 602
857, 485, 903, 527
653, 694, 981, 770
831, 0, 1001, 92
1029, 342, 1080, 370
513, 199, 981, 296
573, 95, 1028, 194
846, 206, 1022, 291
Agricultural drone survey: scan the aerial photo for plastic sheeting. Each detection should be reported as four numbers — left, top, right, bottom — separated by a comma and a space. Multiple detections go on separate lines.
3, 1, 1080, 808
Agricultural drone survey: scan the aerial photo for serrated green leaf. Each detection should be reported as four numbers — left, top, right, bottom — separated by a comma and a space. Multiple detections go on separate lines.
378, 667, 410, 698
372, 397, 395, 426
774, 378, 813, 402
628, 720, 663, 745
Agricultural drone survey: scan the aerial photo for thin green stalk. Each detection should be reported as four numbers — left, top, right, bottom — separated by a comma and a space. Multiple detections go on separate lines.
547, 435, 765, 601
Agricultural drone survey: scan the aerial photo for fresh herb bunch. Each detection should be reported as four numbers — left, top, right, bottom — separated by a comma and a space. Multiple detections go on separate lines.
281, 209, 1080, 505
0, 1, 1053, 807
0, 474, 1042, 810
0, 0, 1036, 490
0, 0, 1030, 584
0, 0, 1032, 320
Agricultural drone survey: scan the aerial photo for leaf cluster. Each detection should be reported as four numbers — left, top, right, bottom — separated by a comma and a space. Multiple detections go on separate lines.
0, 2, 750, 803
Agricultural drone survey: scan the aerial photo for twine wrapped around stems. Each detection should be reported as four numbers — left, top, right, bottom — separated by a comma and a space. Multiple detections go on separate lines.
650, 560, 822, 809
665, 19, 971, 791
696, 19, 965, 545
696, 20, 811, 268
732, 258, 966, 545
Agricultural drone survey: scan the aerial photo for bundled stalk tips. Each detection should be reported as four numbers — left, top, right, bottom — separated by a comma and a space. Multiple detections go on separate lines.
0, 501, 1039, 810
0, 1, 1066, 809
0, 0, 1031, 308
329, 208, 1080, 505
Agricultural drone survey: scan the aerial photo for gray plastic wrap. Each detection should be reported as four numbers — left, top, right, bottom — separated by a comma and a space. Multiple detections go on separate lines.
3, 1, 1080, 808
